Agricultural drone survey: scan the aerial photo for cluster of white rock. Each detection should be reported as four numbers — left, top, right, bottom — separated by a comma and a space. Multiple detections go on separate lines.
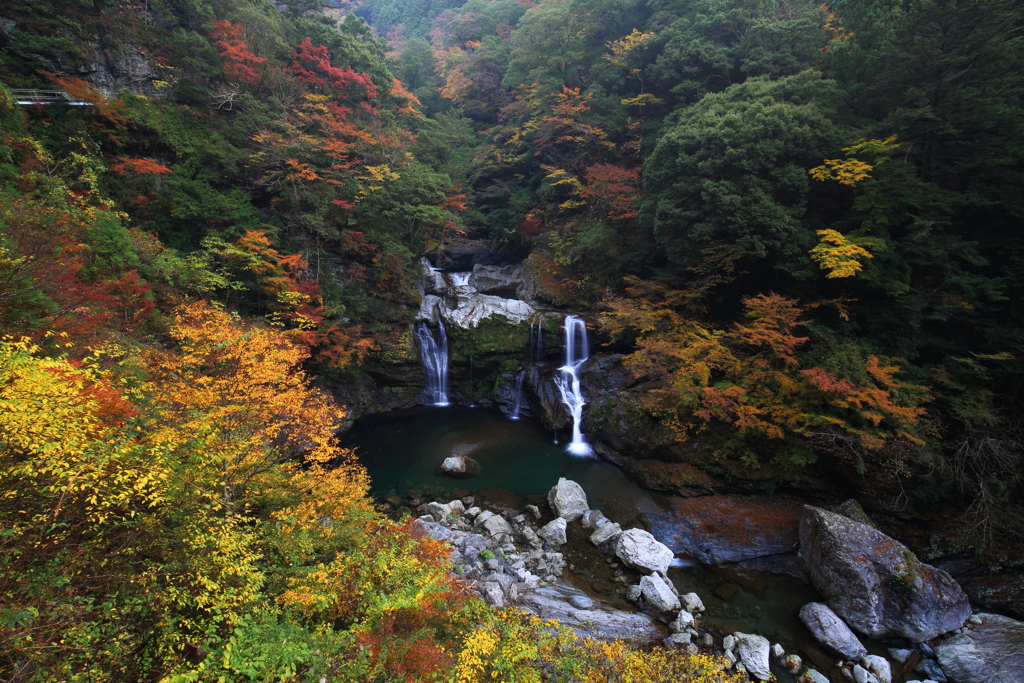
418, 260, 537, 329
411, 481, 1024, 683
415, 478, 780, 678
414, 496, 566, 607
410, 486, 666, 641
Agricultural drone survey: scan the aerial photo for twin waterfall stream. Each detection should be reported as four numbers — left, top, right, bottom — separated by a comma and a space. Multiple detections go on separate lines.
415, 304, 592, 456
555, 315, 592, 456
415, 320, 450, 407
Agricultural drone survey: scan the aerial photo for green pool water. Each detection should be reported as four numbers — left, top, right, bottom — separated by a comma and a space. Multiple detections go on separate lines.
342, 404, 670, 523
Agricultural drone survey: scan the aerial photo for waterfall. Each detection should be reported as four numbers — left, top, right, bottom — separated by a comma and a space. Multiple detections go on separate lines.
554, 315, 592, 456
510, 370, 526, 420
449, 272, 471, 286
415, 321, 450, 406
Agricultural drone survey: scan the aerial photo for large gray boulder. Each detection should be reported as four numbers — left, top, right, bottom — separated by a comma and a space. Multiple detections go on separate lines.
934, 613, 1024, 683
734, 632, 772, 681
639, 573, 680, 612
800, 506, 970, 641
615, 528, 674, 575
547, 478, 589, 522
799, 602, 867, 660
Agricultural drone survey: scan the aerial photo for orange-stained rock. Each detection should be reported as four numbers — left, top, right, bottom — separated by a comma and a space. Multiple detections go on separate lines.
646, 495, 803, 565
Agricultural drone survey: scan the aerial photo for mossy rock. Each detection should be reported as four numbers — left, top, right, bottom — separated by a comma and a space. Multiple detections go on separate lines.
448, 315, 530, 363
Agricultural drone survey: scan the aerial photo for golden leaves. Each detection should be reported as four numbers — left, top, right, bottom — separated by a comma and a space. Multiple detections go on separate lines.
604, 29, 657, 69
810, 229, 875, 278
809, 157, 874, 186
809, 135, 900, 186
146, 301, 345, 503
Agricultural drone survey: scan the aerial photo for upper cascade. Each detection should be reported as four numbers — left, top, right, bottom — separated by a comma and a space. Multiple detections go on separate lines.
417, 258, 536, 329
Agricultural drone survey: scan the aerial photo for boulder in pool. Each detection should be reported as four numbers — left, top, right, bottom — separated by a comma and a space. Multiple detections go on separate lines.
734, 632, 771, 681
437, 454, 480, 478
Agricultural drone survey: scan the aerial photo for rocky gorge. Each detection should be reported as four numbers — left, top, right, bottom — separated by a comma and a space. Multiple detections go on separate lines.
336, 246, 1024, 683
401, 478, 1024, 683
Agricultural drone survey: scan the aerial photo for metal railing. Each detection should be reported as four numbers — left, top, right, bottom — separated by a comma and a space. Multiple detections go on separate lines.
9, 89, 92, 106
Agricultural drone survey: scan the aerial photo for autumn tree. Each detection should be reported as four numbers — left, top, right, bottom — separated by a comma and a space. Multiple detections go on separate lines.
211, 19, 269, 87
602, 280, 930, 468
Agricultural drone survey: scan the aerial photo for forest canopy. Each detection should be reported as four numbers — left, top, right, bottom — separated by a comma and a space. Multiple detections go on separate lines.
1, 0, 1023, 678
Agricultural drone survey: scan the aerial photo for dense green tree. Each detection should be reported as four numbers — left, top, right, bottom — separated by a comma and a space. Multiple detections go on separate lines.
646, 70, 844, 273
646, 0, 828, 106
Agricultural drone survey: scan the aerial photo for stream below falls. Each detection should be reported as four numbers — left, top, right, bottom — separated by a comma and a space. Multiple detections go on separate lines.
341, 404, 888, 674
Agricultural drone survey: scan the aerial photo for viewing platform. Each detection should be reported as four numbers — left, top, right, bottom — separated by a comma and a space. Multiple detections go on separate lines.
10, 89, 91, 106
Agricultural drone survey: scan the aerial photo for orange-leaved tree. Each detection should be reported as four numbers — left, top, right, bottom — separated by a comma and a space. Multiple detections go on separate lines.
602, 278, 930, 468
144, 300, 342, 505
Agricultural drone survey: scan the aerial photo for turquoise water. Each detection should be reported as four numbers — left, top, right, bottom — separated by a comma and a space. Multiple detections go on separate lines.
342, 404, 670, 523
343, 404, 881, 679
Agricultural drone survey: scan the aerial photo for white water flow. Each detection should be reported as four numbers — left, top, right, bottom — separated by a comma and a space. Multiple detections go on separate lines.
555, 315, 592, 456
510, 370, 526, 420
449, 272, 471, 286
537, 318, 543, 360
415, 321, 450, 406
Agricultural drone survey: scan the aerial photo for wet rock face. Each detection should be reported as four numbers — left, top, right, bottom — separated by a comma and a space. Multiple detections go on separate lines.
799, 602, 867, 661
935, 613, 1024, 683
646, 495, 803, 566
577, 355, 677, 458
526, 363, 571, 431
800, 506, 971, 642
955, 569, 1024, 621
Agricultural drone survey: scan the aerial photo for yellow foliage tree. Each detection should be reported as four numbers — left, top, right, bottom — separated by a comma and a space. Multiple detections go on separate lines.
145, 300, 343, 505
809, 228, 877, 278
452, 609, 746, 683
809, 135, 900, 186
